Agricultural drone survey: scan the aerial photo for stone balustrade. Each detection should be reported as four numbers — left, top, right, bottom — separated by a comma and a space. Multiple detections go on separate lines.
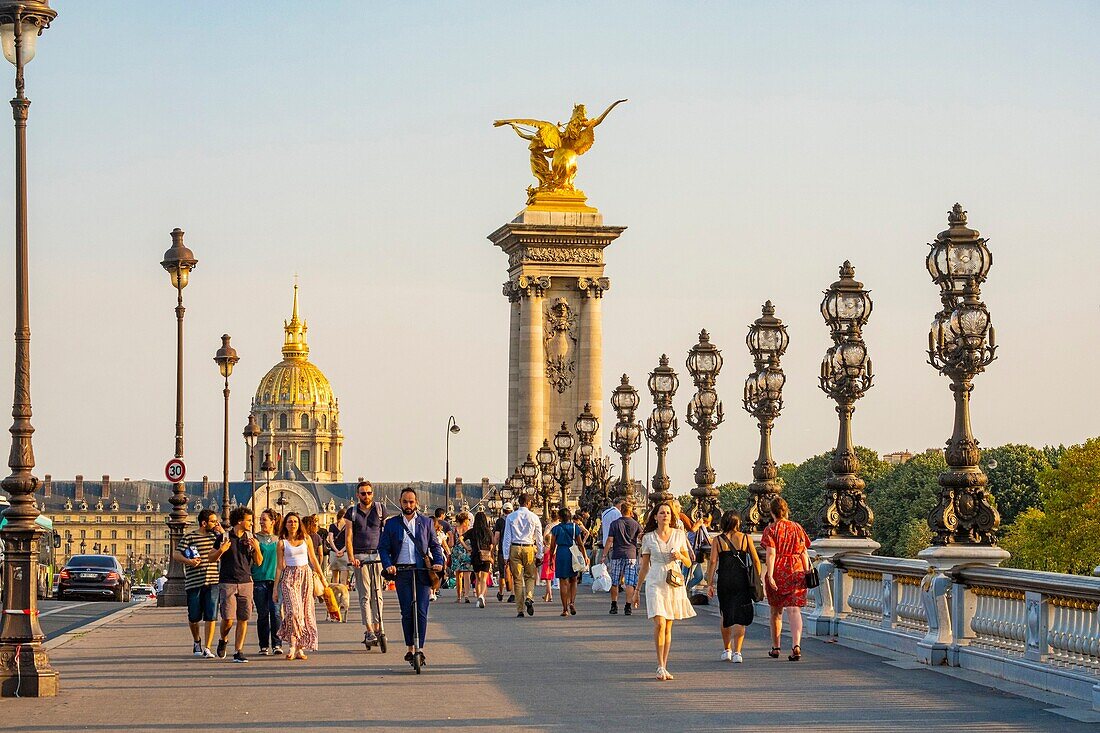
802, 552, 1100, 712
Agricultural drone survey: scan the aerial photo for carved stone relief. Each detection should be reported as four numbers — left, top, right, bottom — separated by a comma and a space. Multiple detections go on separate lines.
545, 297, 578, 394
508, 247, 603, 268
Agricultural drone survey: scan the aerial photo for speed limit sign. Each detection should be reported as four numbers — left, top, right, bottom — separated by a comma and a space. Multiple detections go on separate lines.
165, 458, 186, 483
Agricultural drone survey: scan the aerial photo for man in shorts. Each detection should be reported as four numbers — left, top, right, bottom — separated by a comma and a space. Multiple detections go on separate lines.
212, 506, 262, 663
603, 501, 642, 615
492, 502, 514, 603
171, 509, 221, 658
346, 480, 387, 647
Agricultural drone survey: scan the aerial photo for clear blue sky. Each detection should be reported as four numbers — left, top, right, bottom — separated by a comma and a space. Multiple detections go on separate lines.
1, 1, 1097, 485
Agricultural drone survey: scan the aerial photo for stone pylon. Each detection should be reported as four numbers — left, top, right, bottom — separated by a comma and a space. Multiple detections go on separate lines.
489, 204, 625, 498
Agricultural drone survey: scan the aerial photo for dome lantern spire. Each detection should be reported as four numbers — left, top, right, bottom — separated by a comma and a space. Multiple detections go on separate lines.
282, 280, 309, 360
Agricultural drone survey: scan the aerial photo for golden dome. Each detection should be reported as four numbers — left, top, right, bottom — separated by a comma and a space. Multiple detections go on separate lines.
254, 284, 337, 408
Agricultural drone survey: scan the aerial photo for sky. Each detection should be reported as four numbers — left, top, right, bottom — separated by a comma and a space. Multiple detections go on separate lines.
0, 1, 1097, 487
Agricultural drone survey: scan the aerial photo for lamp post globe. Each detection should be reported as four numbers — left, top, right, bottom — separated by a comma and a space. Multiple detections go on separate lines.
243, 413, 260, 514
645, 355, 680, 507
741, 303, 788, 533
685, 330, 725, 520
213, 335, 239, 525
0, 0, 58, 696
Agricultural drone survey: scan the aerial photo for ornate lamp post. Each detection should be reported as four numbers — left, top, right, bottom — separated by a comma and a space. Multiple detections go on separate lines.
742, 302, 789, 533
609, 375, 641, 504
520, 454, 539, 509
505, 467, 525, 509
921, 204, 1004, 567
0, 1, 57, 696
685, 330, 724, 520
243, 414, 260, 514
444, 416, 460, 509
214, 335, 239, 525
645, 355, 679, 506
586, 452, 615, 516
573, 404, 598, 507
275, 491, 289, 515
815, 263, 878, 555
158, 227, 197, 608
552, 422, 576, 510
261, 452, 276, 511
535, 439, 556, 522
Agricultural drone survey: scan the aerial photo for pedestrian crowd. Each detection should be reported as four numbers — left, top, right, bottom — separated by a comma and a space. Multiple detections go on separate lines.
174, 483, 813, 679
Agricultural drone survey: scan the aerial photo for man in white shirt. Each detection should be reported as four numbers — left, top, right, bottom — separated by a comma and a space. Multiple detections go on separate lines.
501, 493, 544, 617
600, 500, 624, 551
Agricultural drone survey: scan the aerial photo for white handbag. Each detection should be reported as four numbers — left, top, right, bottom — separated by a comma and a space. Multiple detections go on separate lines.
569, 525, 588, 573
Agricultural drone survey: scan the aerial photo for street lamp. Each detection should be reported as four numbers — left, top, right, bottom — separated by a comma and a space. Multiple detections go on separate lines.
924, 205, 1001, 555
645, 354, 680, 506
535, 439, 556, 521
505, 467, 525, 507
0, 0, 57, 697
214, 335, 239, 525
816, 262, 876, 544
586, 451, 615, 516
686, 330, 725, 521
275, 491, 289, 514
261, 452, 276, 511
609, 375, 641, 504
444, 416, 460, 510
552, 422, 576, 510
243, 413, 260, 515
574, 403, 599, 509
157, 227, 197, 610
742, 302, 789, 533
520, 454, 539, 508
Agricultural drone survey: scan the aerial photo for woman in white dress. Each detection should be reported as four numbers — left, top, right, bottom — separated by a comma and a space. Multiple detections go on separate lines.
637, 501, 696, 681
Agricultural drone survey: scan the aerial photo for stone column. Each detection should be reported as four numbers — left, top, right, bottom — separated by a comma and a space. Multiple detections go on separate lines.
579, 278, 608, 452
518, 279, 547, 469
505, 287, 521, 473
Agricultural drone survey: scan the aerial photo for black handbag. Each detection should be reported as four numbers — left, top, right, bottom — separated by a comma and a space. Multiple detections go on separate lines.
803, 554, 820, 589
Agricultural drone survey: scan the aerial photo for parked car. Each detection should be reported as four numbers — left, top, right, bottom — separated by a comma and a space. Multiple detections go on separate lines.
131, 585, 156, 602
57, 555, 131, 602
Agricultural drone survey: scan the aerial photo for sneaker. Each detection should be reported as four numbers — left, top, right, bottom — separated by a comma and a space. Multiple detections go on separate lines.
732, 652, 743, 664
192, 641, 202, 657
259, 647, 269, 657
507, 594, 515, 603
476, 596, 485, 608
496, 590, 503, 602
720, 649, 733, 662
525, 599, 535, 616
624, 604, 632, 616
364, 631, 378, 644
609, 601, 618, 615
201, 647, 215, 658
216, 638, 228, 659
272, 646, 284, 656
232, 651, 248, 663
516, 611, 525, 618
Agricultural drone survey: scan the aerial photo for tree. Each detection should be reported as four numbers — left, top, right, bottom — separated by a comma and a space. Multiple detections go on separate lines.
867, 450, 945, 557
1001, 438, 1100, 575
775, 446, 894, 535
716, 482, 749, 514
980, 444, 1051, 528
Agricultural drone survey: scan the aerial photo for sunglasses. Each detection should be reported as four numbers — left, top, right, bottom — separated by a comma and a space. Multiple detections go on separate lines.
359, 491, 373, 496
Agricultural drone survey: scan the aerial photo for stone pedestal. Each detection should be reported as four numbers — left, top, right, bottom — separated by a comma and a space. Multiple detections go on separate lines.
805, 537, 880, 636
811, 536, 880, 561
490, 204, 625, 481
917, 544, 1009, 573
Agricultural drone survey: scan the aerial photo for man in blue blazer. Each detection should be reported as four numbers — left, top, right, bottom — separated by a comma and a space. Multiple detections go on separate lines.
379, 487, 444, 669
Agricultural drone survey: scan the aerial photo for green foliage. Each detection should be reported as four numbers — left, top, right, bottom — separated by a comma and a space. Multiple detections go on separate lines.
868, 450, 945, 557
774, 446, 894, 534
1042, 444, 1067, 469
716, 482, 749, 514
894, 517, 933, 558
1001, 438, 1100, 575
980, 444, 1051, 527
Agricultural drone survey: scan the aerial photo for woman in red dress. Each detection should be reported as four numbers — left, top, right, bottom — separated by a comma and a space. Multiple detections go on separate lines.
761, 497, 811, 661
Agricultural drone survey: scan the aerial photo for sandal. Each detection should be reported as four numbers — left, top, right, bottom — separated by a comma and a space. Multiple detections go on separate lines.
296, 652, 308, 660
768, 646, 781, 659
568, 603, 576, 616
655, 666, 668, 681
560, 610, 568, 616
788, 645, 801, 662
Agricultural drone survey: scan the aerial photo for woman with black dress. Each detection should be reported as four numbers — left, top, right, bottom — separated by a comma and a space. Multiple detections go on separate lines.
707, 510, 762, 663
467, 511, 495, 608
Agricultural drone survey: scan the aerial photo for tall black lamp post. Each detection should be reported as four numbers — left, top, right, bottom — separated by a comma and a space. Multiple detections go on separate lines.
609, 375, 641, 504
535, 439, 556, 522
645, 355, 679, 507
0, 1, 57, 695
816, 263, 877, 547
552, 422, 576, 510
573, 404, 598, 507
923, 205, 1003, 562
686, 330, 724, 521
444, 416, 460, 510
742, 302, 788, 533
520, 454, 539, 509
214, 335, 239, 525
243, 414, 260, 514
261, 452, 276, 511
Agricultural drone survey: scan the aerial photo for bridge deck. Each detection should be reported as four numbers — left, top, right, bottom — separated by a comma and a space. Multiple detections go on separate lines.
6, 591, 1093, 731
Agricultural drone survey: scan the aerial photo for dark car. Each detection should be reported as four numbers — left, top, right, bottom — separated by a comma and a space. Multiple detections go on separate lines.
58, 555, 131, 602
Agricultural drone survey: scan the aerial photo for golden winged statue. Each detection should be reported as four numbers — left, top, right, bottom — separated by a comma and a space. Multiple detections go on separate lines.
495, 99, 627, 204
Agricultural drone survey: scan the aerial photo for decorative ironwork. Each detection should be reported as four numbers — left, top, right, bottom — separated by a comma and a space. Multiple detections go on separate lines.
573, 403, 599, 507
608, 374, 641, 503
816, 262, 875, 539
685, 330, 724, 521
552, 422, 577, 510
645, 354, 679, 506
925, 205, 1000, 546
742, 302, 788, 532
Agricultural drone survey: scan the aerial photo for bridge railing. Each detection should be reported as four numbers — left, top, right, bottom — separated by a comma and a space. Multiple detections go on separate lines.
802, 552, 1100, 711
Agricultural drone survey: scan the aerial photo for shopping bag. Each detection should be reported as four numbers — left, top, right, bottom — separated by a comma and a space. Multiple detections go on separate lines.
590, 563, 612, 593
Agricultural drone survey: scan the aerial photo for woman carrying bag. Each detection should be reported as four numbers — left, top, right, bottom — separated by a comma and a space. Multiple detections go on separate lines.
707, 510, 762, 663
275, 512, 329, 661
548, 508, 589, 617
637, 501, 696, 681
761, 497, 812, 662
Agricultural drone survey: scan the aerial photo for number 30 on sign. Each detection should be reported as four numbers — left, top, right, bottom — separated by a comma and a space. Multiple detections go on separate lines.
165, 458, 186, 483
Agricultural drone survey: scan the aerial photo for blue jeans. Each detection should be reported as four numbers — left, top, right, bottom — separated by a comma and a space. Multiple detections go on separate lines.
186, 584, 216, 624
395, 568, 431, 649
252, 580, 280, 649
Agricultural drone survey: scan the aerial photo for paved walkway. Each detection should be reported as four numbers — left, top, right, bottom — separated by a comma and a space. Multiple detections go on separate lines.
5, 589, 1094, 732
